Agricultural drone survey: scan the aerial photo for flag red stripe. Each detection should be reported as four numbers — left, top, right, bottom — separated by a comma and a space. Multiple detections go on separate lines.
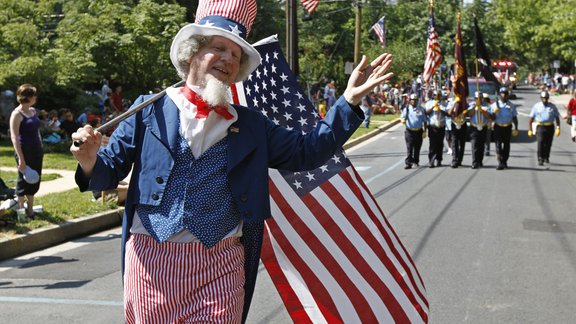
340, 168, 429, 321
268, 181, 344, 323
305, 182, 412, 323
261, 226, 313, 324
350, 167, 428, 296
270, 180, 378, 323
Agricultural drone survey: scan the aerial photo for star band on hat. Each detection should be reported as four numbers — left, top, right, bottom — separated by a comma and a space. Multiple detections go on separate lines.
170, 0, 261, 83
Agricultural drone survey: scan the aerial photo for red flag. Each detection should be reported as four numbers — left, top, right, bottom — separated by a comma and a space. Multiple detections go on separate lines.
422, 7, 442, 84
453, 12, 469, 116
232, 35, 429, 323
301, 0, 320, 14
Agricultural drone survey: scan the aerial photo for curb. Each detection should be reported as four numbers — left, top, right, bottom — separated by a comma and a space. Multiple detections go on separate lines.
344, 118, 401, 150
0, 119, 400, 261
0, 208, 123, 260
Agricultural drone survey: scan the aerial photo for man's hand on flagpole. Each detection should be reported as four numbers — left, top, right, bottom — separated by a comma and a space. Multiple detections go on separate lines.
70, 124, 102, 177
343, 53, 393, 106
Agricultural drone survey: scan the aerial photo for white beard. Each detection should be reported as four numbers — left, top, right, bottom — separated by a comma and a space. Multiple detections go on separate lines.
201, 78, 231, 107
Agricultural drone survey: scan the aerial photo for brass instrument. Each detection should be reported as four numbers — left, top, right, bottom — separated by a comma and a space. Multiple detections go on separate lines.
452, 113, 466, 129
475, 101, 484, 131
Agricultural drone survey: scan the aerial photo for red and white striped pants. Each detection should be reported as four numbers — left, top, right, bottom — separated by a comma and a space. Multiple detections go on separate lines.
124, 234, 245, 323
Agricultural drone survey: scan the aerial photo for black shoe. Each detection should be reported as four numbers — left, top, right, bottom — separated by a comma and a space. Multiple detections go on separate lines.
451, 162, 458, 168
436, 161, 442, 167
538, 160, 544, 166
429, 161, 435, 168
496, 164, 504, 170
471, 163, 478, 169
405, 164, 412, 169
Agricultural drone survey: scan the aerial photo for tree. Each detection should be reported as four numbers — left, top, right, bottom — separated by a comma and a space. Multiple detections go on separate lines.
53, 0, 186, 93
0, 0, 58, 96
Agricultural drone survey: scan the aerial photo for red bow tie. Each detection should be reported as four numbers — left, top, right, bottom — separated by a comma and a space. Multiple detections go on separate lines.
180, 85, 233, 120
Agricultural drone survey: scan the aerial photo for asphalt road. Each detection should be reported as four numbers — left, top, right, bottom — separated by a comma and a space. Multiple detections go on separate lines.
1, 85, 575, 323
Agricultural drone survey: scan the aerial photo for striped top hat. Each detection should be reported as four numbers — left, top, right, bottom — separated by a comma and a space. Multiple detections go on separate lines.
170, 0, 261, 83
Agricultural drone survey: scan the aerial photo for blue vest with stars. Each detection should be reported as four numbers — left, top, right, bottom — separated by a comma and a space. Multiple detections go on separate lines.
136, 134, 241, 248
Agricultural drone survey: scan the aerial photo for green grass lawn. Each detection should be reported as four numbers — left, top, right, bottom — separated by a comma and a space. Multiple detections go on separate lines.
0, 188, 119, 238
0, 139, 79, 170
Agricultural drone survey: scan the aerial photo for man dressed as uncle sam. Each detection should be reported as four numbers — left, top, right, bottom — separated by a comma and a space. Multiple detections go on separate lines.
70, 0, 394, 322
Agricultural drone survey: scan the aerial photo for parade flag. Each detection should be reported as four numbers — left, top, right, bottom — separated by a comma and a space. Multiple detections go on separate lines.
453, 12, 468, 116
474, 18, 500, 85
232, 35, 429, 323
301, 0, 320, 14
422, 7, 442, 84
370, 16, 386, 48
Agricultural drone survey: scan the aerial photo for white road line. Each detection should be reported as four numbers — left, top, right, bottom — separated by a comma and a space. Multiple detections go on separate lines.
364, 159, 405, 184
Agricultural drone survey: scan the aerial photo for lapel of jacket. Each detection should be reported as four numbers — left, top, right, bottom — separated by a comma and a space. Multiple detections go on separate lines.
141, 95, 180, 152
227, 106, 258, 173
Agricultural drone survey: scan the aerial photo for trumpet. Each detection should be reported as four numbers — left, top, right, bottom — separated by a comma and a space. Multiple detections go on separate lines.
475, 104, 485, 131
452, 113, 466, 129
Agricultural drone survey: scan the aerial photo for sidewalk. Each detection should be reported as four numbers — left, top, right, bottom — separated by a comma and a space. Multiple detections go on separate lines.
0, 167, 77, 197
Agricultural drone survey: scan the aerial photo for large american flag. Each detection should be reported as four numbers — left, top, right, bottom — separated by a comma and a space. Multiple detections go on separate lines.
422, 7, 442, 84
232, 35, 428, 323
300, 0, 320, 14
370, 16, 386, 48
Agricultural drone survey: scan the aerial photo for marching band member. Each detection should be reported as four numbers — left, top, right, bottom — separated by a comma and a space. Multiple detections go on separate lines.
490, 87, 518, 170
528, 90, 561, 165
401, 94, 427, 169
425, 90, 449, 167
467, 92, 492, 169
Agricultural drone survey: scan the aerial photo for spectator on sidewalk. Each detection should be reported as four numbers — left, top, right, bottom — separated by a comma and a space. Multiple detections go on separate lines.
110, 83, 123, 113
564, 91, 576, 142
59, 109, 80, 141
9, 84, 43, 219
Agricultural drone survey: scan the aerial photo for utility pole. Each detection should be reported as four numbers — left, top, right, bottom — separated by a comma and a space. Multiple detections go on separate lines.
354, 0, 363, 66
286, 0, 299, 74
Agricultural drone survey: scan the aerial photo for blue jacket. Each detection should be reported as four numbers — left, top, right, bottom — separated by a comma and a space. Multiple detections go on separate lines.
76, 93, 362, 321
